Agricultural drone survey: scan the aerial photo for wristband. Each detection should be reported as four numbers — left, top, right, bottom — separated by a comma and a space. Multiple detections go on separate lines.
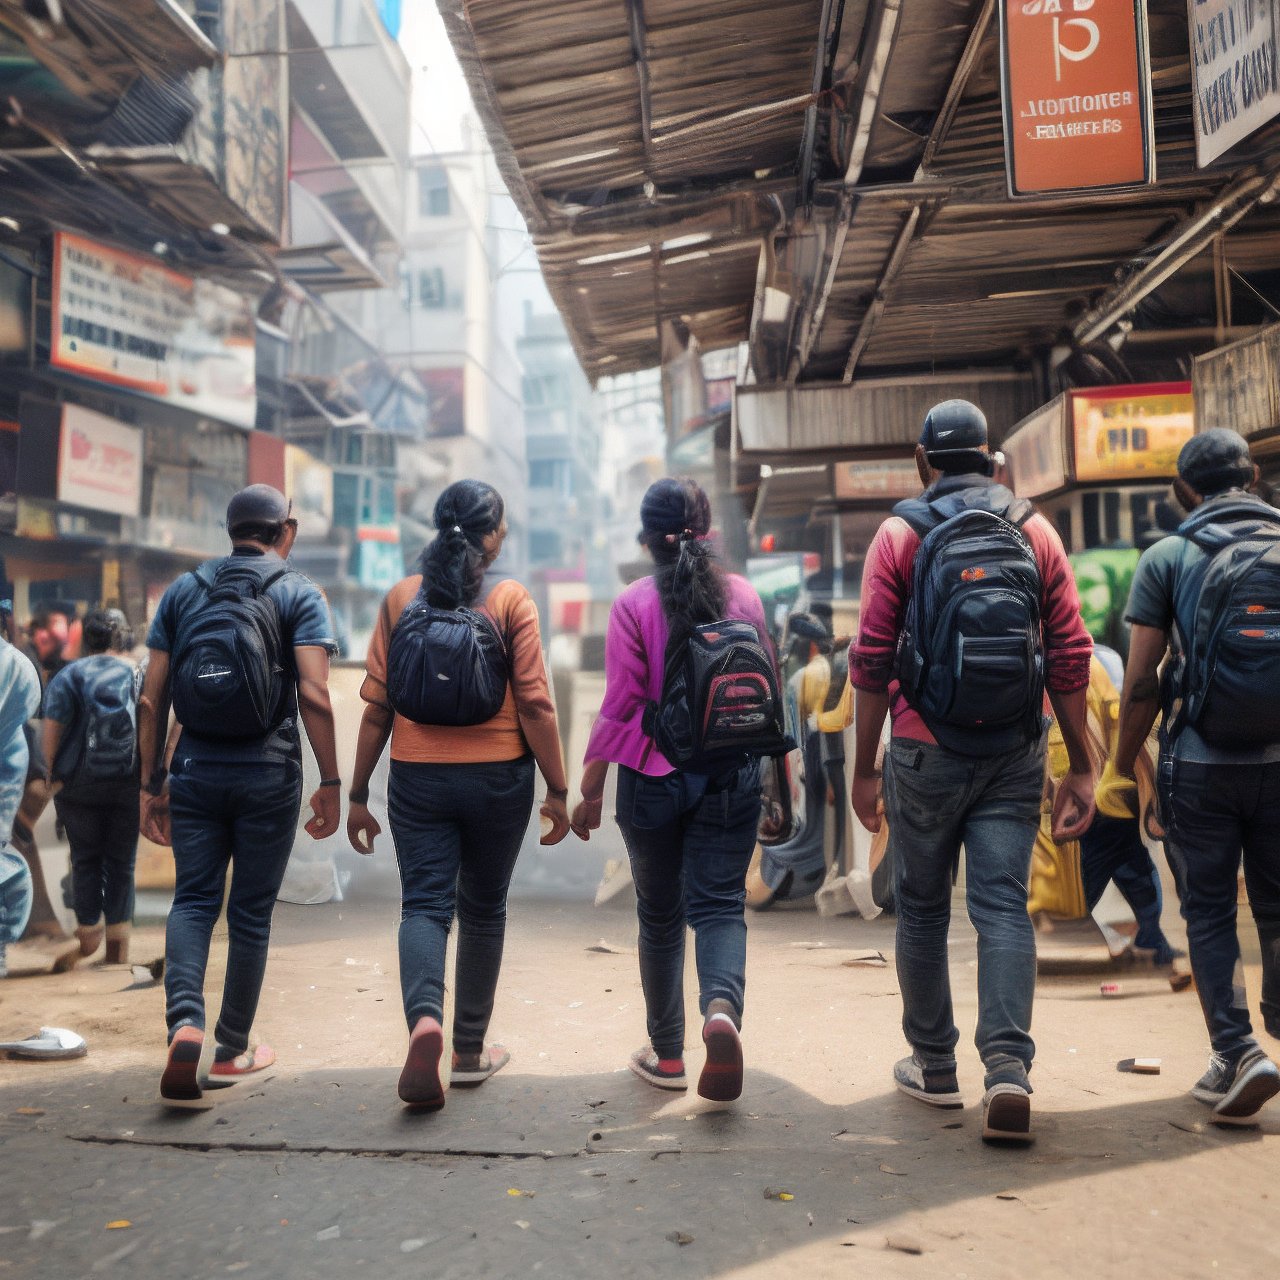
319, 778, 342, 789
145, 768, 168, 797
349, 785, 370, 805
547, 786, 568, 800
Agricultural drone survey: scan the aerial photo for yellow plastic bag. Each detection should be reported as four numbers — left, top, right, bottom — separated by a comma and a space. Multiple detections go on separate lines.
1027, 808, 1087, 919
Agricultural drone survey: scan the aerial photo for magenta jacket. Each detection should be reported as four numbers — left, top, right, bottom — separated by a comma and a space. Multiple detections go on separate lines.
584, 573, 770, 776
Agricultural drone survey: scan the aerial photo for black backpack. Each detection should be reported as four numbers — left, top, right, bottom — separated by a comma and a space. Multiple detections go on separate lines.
893, 488, 1045, 755
645, 618, 790, 771
385, 593, 509, 726
1172, 500, 1280, 747
170, 559, 290, 741
58, 659, 137, 787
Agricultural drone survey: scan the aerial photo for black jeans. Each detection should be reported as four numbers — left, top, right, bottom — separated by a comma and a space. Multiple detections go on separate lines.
55, 783, 140, 928
1163, 759, 1280, 1060
388, 756, 534, 1053
615, 761, 763, 1060
165, 759, 302, 1053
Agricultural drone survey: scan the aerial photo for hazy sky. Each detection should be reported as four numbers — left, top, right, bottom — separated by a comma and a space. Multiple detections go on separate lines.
399, 3, 472, 156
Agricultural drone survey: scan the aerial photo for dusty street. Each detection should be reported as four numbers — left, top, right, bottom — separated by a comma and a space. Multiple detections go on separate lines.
0, 893, 1276, 1280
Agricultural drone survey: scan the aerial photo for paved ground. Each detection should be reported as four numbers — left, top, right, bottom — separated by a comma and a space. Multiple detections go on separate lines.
1, 892, 1277, 1280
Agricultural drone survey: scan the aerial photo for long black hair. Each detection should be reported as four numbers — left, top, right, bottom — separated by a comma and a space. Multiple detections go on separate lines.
419, 480, 505, 609
639, 477, 726, 639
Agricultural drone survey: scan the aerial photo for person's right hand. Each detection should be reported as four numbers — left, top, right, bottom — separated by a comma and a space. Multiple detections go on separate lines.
1052, 768, 1096, 842
570, 796, 602, 841
852, 772, 881, 833
304, 786, 340, 840
540, 795, 571, 846
347, 801, 380, 855
139, 789, 171, 847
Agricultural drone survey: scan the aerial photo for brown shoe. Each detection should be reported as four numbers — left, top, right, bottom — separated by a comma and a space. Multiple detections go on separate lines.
104, 923, 130, 967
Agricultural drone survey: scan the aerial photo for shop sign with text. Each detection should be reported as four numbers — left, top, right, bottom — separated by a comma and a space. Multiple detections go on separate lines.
1000, 1, 1155, 195
1189, 0, 1280, 165
1004, 398, 1071, 497
51, 232, 256, 429
833, 459, 921, 502
57, 404, 142, 517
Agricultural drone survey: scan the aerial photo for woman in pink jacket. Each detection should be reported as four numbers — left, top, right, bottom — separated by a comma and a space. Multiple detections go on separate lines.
572, 478, 772, 1102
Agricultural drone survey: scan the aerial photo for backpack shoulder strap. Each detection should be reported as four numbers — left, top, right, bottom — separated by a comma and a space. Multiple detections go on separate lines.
1180, 502, 1280, 554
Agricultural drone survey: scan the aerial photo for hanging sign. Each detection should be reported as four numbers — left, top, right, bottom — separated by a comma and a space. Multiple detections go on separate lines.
1070, 383, 1194, 482
1189, 0, 1280, 166
999, 1, 1156, 196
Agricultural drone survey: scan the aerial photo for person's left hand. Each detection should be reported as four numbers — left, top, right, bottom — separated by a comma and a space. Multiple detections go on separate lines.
1052, 768, 1096, 842
540, 794, 571, 845
570, 795, 602, 841
304, 786, 341, 840
852, 772, 882, 833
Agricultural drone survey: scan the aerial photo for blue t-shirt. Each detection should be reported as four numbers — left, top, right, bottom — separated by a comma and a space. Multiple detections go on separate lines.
1124, 492, 1280, 764
146, 547, 336, 765
44, 654, 139, 788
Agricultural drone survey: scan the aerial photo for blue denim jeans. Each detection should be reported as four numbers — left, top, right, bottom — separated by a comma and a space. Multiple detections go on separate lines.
1163, 758, 1280, 1060
388, 756, 534, 1052
0, 845, 33, 975
165, 759, 302, 1052
884, 735, 1044, 1090
56, 785, 140, 928
615, 761, 763, 1060
1081, 814, 1172, 960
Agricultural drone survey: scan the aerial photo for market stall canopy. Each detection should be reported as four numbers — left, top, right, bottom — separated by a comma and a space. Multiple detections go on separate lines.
441, 0, 1280, 386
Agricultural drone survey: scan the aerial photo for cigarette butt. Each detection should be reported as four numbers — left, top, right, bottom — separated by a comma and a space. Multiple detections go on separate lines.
1117, 1057, 1162, 1074
1100, 982, 1122, 997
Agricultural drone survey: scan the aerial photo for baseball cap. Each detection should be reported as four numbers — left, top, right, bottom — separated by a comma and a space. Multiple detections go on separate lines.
1177, 428, 1254, 496
919, 399, 989, 454
225, 484, 290, 530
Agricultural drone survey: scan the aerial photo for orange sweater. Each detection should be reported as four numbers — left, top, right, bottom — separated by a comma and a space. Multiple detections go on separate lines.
361, 575, 567, 790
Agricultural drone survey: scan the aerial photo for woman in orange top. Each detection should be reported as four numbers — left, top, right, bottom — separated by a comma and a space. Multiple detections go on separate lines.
347, 480, 571, 1108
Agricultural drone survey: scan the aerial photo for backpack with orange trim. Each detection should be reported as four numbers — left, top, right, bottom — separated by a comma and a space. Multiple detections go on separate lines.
1173, 501, 1280, 747
893, 489, 1044, 757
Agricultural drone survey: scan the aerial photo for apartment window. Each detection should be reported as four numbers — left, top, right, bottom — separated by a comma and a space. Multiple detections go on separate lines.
417, 167, 451, 218
418, 267, 446, 309
530, 459, 564, 490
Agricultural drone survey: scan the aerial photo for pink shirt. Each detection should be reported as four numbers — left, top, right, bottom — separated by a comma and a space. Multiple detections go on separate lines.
584, 573, 769, 775
850, 512, 1092, 743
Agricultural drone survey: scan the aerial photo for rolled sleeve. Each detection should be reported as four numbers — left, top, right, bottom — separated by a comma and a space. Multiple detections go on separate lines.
1124, 539, 1178, 632
286, 582, 338, 655
1028, 516, 1092, 693
850, 520, 912, 693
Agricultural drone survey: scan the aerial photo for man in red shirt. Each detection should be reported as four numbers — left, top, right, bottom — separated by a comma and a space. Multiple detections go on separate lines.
851, 400, 1095, 1143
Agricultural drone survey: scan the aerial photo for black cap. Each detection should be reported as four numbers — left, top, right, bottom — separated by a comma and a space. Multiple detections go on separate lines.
226, 484, 290, 531
1177, 428, 1254, 497
919, 399, 988, 455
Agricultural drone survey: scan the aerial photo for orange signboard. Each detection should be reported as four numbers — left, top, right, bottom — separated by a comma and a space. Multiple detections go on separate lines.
999, 1, 1155, 196
1070, 382, 1194, 483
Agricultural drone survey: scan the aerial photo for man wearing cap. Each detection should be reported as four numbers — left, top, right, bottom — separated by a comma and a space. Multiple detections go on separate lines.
138, 484, 341, 1107
850, 399, 1095, 1143
1114, 428, 1280, 1124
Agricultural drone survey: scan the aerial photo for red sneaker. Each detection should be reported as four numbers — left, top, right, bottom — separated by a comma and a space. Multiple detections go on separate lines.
697, 1012, 743, 1102
159, 1027, 214, 1110
398, 1016, 445, 1109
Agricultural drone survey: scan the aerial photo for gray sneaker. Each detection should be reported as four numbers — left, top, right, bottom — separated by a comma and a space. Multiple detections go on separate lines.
1192, 1047, 1280, 1125
981, 1082, 1033, 1144
894, 1054, 962, 1109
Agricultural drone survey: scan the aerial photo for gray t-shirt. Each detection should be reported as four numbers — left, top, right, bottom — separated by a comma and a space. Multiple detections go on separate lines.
1124, 493, 1280, 764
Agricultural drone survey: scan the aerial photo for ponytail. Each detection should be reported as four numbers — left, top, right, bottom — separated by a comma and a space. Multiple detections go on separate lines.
639, 478, 727, 639
418, 480, 504, 609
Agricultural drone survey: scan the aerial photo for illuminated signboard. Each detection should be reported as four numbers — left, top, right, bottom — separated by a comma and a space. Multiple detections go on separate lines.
999, 0, 1155, 196
1070, 383, 1194, 482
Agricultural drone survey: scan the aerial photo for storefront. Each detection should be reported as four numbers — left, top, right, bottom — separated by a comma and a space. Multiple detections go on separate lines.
0, 230, 266, 634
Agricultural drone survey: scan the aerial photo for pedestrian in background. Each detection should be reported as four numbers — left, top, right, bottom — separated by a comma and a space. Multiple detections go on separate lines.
348, 479, 571, 1109
1114, 429, 1280, 1125
572, 477, 785, 1103
42, 608, 141, 968
139, 485, 341, 1109
851, 400, 1095, 1143
0, 628, 40, 978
